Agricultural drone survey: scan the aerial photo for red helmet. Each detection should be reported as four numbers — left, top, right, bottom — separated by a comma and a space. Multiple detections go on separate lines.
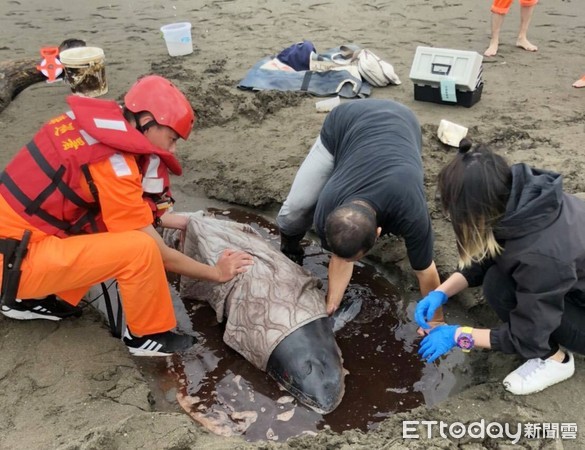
124, 75, 195, 140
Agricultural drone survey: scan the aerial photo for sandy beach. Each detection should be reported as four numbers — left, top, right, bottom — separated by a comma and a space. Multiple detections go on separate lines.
1, 0, 584, 448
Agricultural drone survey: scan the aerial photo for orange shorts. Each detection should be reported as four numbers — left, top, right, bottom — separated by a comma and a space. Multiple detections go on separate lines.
0, 153, 175, 336
1, 230, 176, 336
491, 0, 538, 15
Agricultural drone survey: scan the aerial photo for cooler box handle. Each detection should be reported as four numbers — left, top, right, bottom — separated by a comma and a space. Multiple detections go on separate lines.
431, 63, 451, 76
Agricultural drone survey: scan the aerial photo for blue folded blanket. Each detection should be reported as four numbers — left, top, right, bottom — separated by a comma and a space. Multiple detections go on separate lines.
238, 46, 371, 98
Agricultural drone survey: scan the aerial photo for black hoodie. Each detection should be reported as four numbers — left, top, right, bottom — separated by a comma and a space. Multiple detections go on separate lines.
459, 163, 585, 359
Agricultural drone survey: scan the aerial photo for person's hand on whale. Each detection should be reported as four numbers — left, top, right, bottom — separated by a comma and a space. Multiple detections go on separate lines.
214, 249, 254, 282
326, 295, 342, 315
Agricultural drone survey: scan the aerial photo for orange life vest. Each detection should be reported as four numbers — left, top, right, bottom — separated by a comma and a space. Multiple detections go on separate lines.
0, 96, 182, 237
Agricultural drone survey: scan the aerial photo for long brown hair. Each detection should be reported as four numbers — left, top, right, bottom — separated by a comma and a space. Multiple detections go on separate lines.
437, 139, 512, 268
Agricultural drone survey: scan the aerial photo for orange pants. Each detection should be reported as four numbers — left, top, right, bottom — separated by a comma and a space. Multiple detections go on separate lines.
491, 0, 538, 15
4, 231, 176, 336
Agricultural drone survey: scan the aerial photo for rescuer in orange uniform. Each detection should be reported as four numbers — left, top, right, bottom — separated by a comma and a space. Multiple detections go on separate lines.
0, 75, 253, 356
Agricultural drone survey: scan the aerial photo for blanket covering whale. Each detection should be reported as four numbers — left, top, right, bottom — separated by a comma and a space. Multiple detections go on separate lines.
164, 211, 344, 370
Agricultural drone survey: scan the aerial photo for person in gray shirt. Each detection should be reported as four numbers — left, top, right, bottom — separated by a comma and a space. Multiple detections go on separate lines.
277, 99, 440, 315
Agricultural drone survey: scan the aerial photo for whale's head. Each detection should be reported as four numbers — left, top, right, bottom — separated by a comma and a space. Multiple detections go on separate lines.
266, 317, 345, 414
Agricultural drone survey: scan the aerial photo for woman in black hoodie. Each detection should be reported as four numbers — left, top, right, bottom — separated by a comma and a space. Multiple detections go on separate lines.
415, 139, 585, 395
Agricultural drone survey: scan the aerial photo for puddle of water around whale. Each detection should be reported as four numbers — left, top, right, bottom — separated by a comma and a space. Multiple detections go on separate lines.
138, 207, 470, 442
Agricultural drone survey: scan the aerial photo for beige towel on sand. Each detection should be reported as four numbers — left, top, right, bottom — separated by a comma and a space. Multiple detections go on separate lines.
165, 211, 327, 371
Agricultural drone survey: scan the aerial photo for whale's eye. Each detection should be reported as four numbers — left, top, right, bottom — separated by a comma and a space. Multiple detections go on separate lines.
302, 362, 313, 376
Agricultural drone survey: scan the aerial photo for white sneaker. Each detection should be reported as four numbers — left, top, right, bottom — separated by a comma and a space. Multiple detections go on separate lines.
503, 352, 575, 395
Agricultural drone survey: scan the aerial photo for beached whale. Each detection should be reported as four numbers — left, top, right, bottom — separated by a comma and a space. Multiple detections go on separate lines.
266, 316, 344, 413
165, 211, 346, 414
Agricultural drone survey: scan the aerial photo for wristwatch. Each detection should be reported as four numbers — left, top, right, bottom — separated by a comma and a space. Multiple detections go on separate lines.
456, 326, 474, 352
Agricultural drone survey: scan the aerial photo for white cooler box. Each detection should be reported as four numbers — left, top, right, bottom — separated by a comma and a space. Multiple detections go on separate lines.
409, 46, 484, 108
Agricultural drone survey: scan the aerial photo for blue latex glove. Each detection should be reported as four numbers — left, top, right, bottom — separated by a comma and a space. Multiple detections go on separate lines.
414, 290, 448, 329
418, 324, 460, 363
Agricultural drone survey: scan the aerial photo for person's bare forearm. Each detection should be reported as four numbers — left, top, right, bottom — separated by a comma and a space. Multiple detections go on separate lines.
139, 224, 221, 280
160, 212, 189, 230
414, 261, 441, 297
165, 247, 222, 280
326, 254, 354, 314
138, 224, 253, 282
436, 272, 469, 297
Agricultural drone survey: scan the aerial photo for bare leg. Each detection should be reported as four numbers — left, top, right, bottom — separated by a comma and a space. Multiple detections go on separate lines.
516, 5, 538, 52
485, 12, 506, 57
573, 76, 585, 88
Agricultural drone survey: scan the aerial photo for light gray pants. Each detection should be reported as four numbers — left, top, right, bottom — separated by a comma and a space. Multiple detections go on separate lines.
276, 136, 334, 236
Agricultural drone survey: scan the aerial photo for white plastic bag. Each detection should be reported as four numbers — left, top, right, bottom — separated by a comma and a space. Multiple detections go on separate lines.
356, 49, 401, 86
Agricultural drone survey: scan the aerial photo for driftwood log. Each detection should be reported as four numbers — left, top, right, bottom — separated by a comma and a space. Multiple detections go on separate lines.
0, 39, 85, 114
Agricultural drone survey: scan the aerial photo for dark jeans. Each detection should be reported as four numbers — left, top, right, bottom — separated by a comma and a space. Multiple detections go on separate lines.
483, 264, 585, 356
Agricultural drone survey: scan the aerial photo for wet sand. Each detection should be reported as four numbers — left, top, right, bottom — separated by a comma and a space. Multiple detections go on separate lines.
1, 0, 584, 449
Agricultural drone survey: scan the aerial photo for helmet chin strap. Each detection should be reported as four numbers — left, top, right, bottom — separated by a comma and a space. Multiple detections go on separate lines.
134, 113, 157, 134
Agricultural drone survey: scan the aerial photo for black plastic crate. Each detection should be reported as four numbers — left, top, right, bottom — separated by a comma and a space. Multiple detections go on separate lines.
413, 82, 483, 108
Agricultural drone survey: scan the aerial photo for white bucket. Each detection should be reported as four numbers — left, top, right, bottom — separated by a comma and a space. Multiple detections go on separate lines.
59, 47, 108, 97
160, 22, 193, 57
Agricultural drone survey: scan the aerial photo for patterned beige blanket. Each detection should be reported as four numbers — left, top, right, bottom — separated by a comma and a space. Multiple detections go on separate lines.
165, 211, 327, 371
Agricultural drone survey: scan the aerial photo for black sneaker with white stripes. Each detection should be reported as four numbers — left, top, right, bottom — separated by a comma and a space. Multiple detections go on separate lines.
1, 295, 83, 321
123, 328, 197, 357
